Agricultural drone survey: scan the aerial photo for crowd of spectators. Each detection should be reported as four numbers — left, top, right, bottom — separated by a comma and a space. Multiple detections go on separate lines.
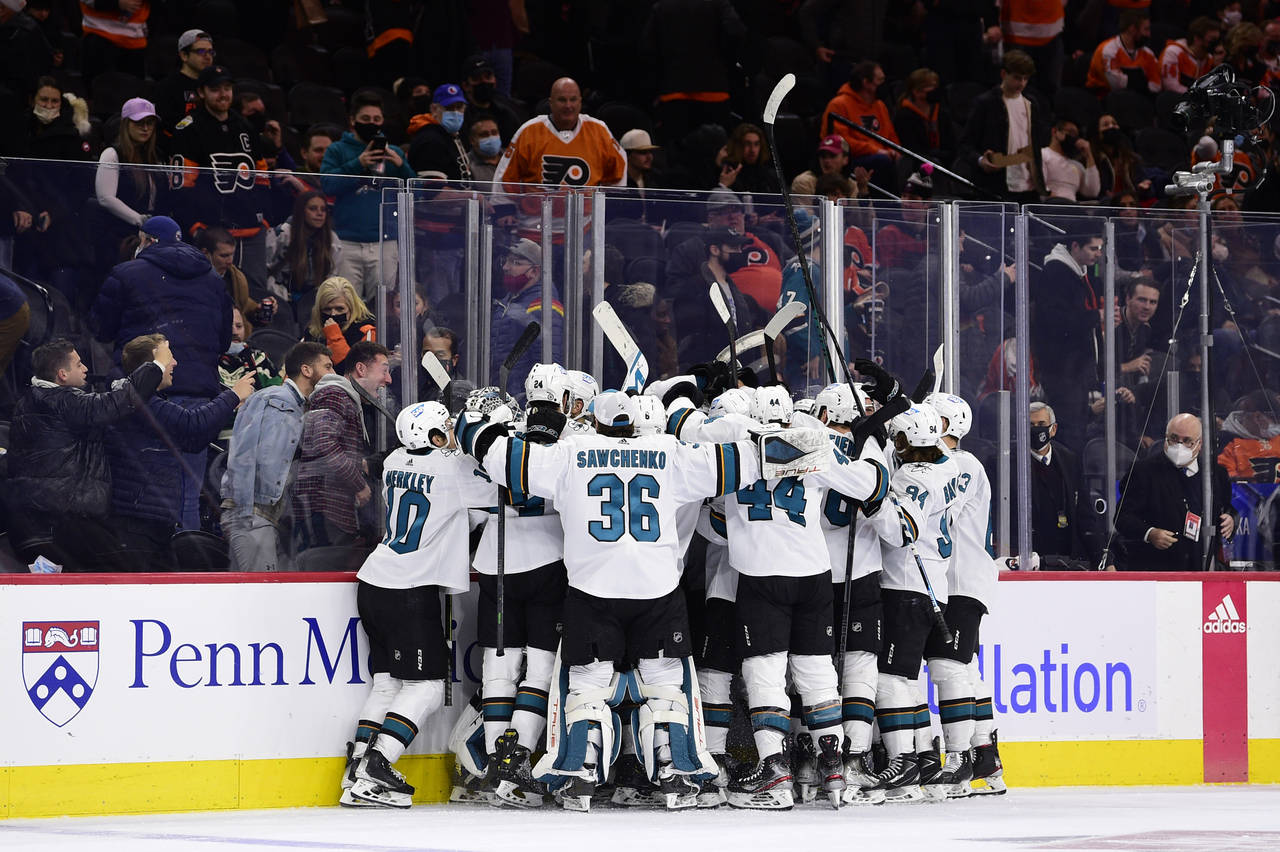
4, 0, 1280, 572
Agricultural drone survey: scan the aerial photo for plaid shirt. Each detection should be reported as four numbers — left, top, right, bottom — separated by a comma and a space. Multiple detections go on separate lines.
293, 378, 369, 534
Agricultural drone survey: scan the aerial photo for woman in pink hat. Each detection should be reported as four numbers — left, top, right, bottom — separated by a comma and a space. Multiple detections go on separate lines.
93, 97, 168, 267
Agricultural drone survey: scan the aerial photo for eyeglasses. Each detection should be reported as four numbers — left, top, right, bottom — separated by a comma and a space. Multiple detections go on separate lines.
1166, 435, 1199, 447
189, 48, 215, 57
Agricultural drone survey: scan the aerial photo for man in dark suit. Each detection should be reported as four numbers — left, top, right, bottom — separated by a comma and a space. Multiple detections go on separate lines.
1115, 413, 1235, 571
1023, 401, 1096, 564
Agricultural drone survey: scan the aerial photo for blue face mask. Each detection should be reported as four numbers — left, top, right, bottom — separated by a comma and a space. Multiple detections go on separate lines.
440, 110, 464, 135
477, 135, 502, 157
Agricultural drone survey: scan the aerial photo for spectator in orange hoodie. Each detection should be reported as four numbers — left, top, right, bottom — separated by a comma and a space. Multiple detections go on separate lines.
1218, 390, 1280, 482
821, 60, 899, 189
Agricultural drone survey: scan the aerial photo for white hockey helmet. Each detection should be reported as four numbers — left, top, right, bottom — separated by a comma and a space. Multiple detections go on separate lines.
889, 403, 944, 448
793, 398, 817, 417
525, 362, 566, 405
632, 394, 665, 436
814, 383, 859, 424
555, 369, 599, 419
396, 401, 452, 450
751, 385, 794, 426
924, 392, 972, 440
710, 387, 754, 418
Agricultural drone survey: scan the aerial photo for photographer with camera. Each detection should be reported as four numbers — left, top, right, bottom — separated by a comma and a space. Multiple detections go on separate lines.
320, 90, 415, 304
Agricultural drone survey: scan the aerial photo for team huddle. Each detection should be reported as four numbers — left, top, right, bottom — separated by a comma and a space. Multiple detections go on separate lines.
335, 357, 1007, 812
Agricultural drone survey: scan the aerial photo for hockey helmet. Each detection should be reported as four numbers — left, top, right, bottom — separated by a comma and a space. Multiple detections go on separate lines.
554, 370, 599, 419
396, 401, 452, 450
525, 362, 566, 405
889, 404, 944, 448
632, 394, 665, 436
710, 387, 754, 418
814, 383, 859, 425
792, 398, 817, 417
751, 385, 794, 426
924, 392, 972, 440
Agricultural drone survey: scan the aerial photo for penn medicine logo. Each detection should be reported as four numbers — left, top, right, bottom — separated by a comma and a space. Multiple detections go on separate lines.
1204, 594, 1246, 634
23, 621, 99, 726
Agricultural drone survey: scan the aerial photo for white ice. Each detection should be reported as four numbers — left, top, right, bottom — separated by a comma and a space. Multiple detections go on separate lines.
3, 787, 1278, 852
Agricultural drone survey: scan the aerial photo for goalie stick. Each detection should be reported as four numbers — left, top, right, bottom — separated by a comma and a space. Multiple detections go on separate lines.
764, 300, 807, 386
592, 301, 649, 393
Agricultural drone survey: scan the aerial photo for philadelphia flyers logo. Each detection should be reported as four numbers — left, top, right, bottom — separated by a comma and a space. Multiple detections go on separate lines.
541, 155, 591, 186
209, 152, 257, 194
860, 115, 881, 133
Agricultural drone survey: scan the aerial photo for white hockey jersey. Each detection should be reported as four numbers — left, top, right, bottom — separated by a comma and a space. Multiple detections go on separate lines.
696, 499, 738, 602
357, 447, 494, 591
878, 454, 963, 602
481, 433, 752, 599
472, 492, 564, 576
946, 447, 997, 607
822, 430, 899, 583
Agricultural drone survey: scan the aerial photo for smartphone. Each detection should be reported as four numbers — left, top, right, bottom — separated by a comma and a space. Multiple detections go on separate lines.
721, 159, 739, 170
369, 132, 388, 152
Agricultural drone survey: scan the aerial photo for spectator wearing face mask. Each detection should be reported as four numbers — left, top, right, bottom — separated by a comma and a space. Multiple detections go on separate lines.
218, 306, 282, 391
465, 112, 504, 183
408, 84, 472, 180
1085, 10, 1160, 96
1159, 16, 1220, 94
491, 238, 563, 396
460, 54, 523, 143
304, 276, 377, 373
1041, 119, 1100, 202
893, 68, 950, 165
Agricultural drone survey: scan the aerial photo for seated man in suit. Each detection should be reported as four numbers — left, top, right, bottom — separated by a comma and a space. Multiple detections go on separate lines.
1115, 413, 1235, 571
1023, 402, 1097, 566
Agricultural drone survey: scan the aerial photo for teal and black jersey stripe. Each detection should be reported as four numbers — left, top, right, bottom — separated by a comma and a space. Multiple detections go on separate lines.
900, 507, 919, 544
505, 437, 530, 504
713, 442, 741, 496
709, 508, 727, 538
667, 407, 695, 438
867, 458, 889, 503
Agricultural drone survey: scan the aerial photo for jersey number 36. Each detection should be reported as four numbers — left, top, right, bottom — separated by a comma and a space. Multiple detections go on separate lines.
588, 473, 661, 542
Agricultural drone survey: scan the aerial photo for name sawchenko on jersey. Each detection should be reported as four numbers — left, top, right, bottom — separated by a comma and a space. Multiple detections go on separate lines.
575, 448, 669, 470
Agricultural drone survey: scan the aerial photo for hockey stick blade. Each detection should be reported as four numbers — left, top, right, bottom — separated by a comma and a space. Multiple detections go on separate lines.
716, 330, 765, 363
709, 281, 740, 379
499, 321, 542, 391
421, 350, 453, 393
931, 344, 944, 395
763, 74, 796, 125
765, 300, 807, 341
592, 301, 649, 392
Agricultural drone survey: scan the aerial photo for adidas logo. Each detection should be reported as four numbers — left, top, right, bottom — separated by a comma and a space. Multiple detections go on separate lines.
1203, 594, 1247, 634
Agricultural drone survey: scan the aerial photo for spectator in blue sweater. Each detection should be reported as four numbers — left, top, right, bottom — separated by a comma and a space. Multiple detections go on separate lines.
103, 334, 254, 570
320, 90, 415, 304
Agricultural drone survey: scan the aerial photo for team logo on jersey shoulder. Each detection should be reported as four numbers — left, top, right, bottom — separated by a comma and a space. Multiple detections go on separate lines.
22, 621, 99, 727
209, 152, 257, 194
541, 155, 591, 186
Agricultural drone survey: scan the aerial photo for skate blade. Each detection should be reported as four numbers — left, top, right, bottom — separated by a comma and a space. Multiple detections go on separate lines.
664, 791, 698, 810
561, 795, 592, 812
797, 783, 818, 804
970, 776, 1007, 795
826, 791, 842, 810
944, 782, 973, 799
610, 787, 660, 808
696, 789, 727, 809
728, 789, 794, 810
349, 782, 412, 809
338, 789, 379, 808
495, 781, 544, 808
449, 785, 497, 805
882, 784, 926, 803
921, 784, 950, 803
842, 787, 886, 806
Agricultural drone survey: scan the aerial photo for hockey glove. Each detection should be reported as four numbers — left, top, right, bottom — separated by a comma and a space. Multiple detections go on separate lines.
646, 375, 704, 409
691, 361, 734, 399
455, 410, 510, 461
853, 358, 903, 406
524, 404, 566, 445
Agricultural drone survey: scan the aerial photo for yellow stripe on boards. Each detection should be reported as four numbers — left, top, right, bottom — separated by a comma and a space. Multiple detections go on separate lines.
1248, 739, 1280, 783
3, 754, 453, 819
1000, 739, 1202, 787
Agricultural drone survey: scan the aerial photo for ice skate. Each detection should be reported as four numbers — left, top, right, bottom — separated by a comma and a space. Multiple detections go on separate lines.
449, 761, 497, 804
970, 730, 1006, 795
925, 750, 974, 799
351, 747, 414, 809
816, 734, 846, 809
728, 746, 794, 810
610, 754, 660, 807
493, 730, 546, 808
841, 747, 886, 805
869, 752, 925, 803
696, 755, 731, 808
656, 761, 699, 810
792, 733, 820, 804
338, 741, 379, 806
918, 740, 945, 802
559, 765, 598, 812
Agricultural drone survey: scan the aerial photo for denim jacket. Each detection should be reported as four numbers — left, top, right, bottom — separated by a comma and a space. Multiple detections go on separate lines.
221, 380, 306, 517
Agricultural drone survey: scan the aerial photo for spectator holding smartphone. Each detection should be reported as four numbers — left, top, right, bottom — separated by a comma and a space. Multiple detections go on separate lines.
320, 90, 414, 304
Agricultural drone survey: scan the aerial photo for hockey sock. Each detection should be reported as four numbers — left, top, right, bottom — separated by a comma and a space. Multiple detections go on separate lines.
698, 667, 733, 755
968, 658, 994, 746
841, 650, 877, 752
927, 656, 975, 752
512, 647, 555, 750
874, 673, 916, 757
791, 654, 842, 737
912, 699, 934, 754
353, 672, 400, 746
375, 679, 445, 764
742, 652, 789, 759
482, 647, 522, 756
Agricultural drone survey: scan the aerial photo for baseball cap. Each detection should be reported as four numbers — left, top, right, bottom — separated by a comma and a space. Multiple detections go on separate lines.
904, 167, 934, 198
620, 129, 660, 151
141, 216, 181, 242
121, 97, 157, 121
462, 55, 495, 78
178, 29, 212, 51
505, 238, 542, 267
707, 186, 744, 213
196, 64, 234, 88
706, 227, 752, 249
591, 391, 636, 427
433, 84, 466, 108
817, 134, 847, 155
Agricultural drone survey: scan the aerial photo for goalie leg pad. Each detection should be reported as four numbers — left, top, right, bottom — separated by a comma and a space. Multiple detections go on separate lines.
533, 655, 626, 790
448, 689, 489, 779
632, 656, 716, 781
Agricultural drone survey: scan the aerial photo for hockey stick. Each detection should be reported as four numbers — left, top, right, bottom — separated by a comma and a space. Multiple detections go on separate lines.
708, 281, 739, 377
494, 321, 540, 657
764, 74, 867, 690
444, 591, 454, 706
931, 344, 944, 396
592, 301, 649, 393
888, 495, 953, 644
350, 379, 398, 428
716, 330, 766, 364
764, 300, 807, 386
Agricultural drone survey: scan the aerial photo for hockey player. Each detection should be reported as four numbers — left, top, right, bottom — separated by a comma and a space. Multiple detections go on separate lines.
923, 392, 1004, 797
553, 368, 599, 433
341, 402, 494, 808
456, 390, 785, 812
660, 382, 891, 810
870, 403, 962, 802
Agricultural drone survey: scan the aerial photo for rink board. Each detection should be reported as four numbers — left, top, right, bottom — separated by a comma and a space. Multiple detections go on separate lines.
0, 572, 1276, 818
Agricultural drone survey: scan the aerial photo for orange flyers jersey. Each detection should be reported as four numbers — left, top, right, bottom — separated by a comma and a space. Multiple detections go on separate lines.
493, 115, 627, 189
1086, 35, 1160, 94
1160, 40, 1213, 93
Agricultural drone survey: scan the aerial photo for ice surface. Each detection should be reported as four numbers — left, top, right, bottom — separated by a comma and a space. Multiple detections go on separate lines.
2, 786, 1278, 852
